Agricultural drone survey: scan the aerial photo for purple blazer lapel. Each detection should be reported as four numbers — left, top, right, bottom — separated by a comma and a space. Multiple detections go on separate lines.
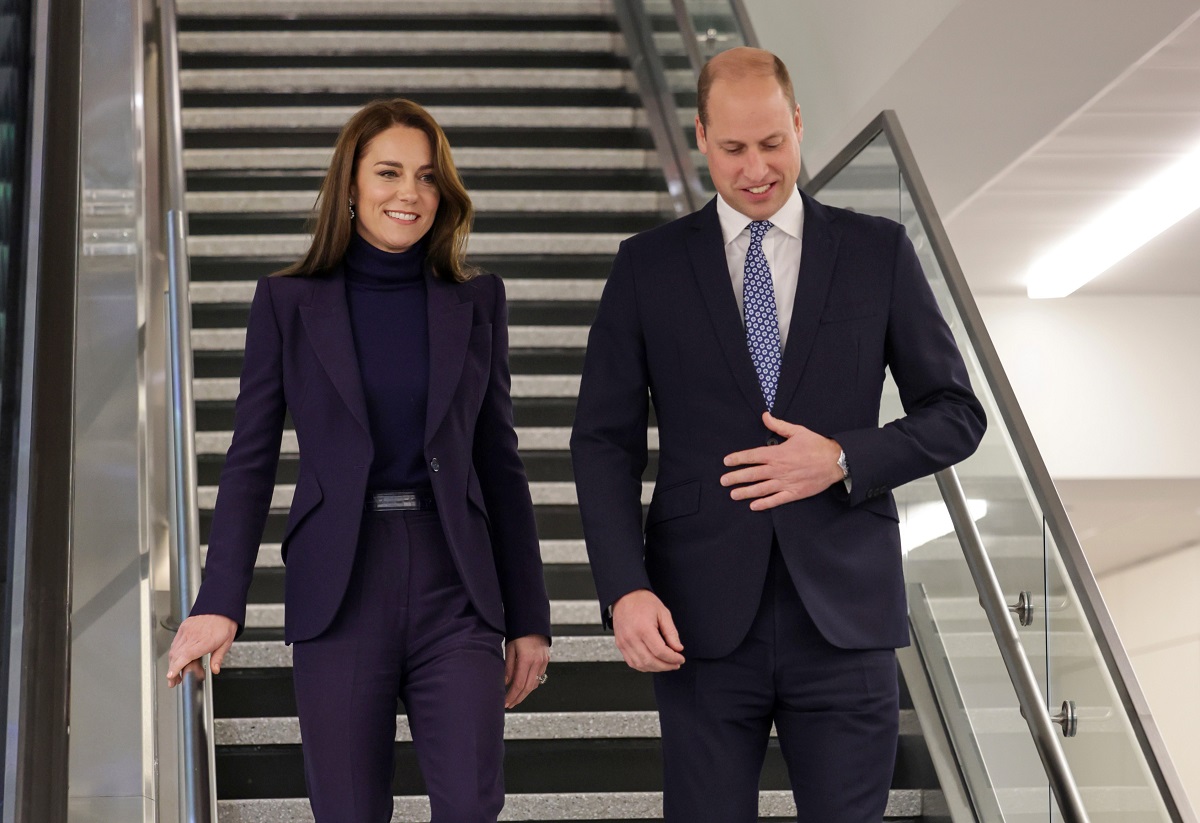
424, 272, 473, 445
298, 269, 371, 435
687, 199, 770, 416
773, 191, 840, 415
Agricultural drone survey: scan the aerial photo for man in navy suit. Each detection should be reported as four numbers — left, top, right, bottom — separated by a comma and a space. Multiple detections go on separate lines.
571, 48, 985, 821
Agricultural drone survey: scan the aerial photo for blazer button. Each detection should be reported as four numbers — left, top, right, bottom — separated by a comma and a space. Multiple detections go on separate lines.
766, 436, 781, 446
430, 458, 440, 472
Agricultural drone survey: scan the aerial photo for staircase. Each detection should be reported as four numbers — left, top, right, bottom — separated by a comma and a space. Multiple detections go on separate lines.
178, 1, 947, 819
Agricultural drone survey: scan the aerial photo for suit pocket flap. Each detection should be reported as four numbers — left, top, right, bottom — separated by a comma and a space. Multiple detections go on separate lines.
284, 473, 323, 541
860, 493, 899, 522
645, 480, 700, 529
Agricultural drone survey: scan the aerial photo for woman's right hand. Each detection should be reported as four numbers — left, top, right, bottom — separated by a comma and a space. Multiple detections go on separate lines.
167, 613, 238, 688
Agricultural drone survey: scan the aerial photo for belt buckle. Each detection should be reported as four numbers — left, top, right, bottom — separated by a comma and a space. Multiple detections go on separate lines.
373, 490, 419, 511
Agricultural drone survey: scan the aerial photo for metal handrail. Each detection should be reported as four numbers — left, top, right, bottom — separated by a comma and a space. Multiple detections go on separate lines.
936, 469, 1089, 822
615, 0, 704, 215
158, 0, 218, 819
805, 110, 1196, 823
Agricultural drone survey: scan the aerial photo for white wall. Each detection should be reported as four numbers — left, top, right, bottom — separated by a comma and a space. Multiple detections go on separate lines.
976, 295, 1200, 478
1098, 544, 1200, 813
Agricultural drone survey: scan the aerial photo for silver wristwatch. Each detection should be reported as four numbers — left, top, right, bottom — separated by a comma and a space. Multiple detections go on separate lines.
837, 449, 850, 481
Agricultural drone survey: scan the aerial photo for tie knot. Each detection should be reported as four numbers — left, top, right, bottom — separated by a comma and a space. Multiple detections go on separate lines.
750, 220, 773, 243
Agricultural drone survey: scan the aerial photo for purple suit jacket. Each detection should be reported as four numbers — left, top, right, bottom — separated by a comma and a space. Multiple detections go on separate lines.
571, 193, 986, 658
191, 266, 551, 645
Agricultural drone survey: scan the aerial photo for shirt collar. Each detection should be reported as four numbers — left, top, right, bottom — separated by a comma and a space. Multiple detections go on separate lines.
715, 185, 805, 247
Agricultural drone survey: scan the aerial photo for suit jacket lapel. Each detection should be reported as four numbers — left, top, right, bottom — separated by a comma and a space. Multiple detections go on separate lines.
298, 268, 371, 435
773, 191, 840, 415
688, 199, 771, 416
425, 271, 473, 445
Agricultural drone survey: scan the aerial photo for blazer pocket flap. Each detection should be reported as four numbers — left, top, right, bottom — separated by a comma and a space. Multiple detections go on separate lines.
859, 493, 899, 522
645, 480, 700, 529
820, 300, 880, 324
284, 474, 323, 541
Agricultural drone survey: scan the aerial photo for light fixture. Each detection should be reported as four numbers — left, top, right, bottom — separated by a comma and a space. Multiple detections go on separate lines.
1026, 142, 1200, 298
900, 499, 988, 555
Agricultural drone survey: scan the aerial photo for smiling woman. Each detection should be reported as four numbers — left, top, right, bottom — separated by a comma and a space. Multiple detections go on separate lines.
167, 98, 551, 823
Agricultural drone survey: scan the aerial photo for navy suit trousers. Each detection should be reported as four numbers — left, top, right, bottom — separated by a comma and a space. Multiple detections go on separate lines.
291, 509, 506, 822
653, 547, 899, 823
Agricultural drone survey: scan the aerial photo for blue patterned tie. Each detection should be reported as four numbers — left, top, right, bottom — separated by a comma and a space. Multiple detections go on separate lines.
744, 220, 782, 410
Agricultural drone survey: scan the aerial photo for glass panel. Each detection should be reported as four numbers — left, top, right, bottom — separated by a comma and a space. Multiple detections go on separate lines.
815, 132, 1054, 820
1045, 526, 1173, 822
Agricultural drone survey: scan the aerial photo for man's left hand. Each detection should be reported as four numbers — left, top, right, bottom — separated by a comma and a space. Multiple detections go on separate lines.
504, 634, 550, 709
721, 412, 844, 510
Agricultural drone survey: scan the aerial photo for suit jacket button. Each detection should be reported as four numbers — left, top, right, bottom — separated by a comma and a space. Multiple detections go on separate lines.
766, 436, 781, 446
430, 458, 440, 472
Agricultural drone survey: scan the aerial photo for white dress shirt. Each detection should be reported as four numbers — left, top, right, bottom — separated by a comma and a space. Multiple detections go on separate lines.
715, 185, 804, 349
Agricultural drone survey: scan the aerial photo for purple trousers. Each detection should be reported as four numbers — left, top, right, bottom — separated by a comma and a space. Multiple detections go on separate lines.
291, 508, 506, 822
653, 548, 899, 823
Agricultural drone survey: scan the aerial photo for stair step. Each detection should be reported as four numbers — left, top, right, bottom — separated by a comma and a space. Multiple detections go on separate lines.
183, 105, 653, 132
244, 599, 602, 629
214, 709, 921, 745
185, 147, 661, 172
202, 539, 590, 570
190, 278, 607, 303
193, 374, 582, 401
186, 190, 670, 215
179, 67, 661, 94
178, 0, 613, 18
216, 789, 929, 822
191, 325, 589, 351
187, 233, 625, 258
226, 636, 628, 668
196, 481, 653, 510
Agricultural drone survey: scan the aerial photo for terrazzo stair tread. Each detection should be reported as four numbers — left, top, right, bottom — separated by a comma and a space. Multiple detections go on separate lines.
242, 599, 605, 629
187, 233, 627, 258
227, 636, 626, 668
191, 278, 608, 303
194, 348, 586, 380
185, 190, 672, 214
194, 426, 658, 455
216, 790, 929, 821
188, 256, 619, 282
178, 30, 690, 57
193, 374, 584, 401
179, 67, 674, 93
178, 0, 614, 17
183, 146, 663, 172
200, 539, 591, 570
195, 396, 584, 430
192, 324, 591, 351
196, 481, 654, 511
214, 709, 923, 745
183, 106, 652, 132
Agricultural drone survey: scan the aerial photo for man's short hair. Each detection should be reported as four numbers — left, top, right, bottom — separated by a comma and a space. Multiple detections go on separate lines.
697, 48, 797, 126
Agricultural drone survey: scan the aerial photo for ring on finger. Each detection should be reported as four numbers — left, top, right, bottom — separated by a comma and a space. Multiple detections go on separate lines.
536, 672, 548, 685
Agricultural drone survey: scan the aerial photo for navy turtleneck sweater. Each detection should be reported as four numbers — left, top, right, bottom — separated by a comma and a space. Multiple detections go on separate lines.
343, 232, 430, 491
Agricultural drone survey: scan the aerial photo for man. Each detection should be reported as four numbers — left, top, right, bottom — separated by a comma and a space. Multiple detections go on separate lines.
570, 48, 986, 822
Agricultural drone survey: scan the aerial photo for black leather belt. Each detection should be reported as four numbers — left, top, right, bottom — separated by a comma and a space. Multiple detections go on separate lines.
366, 488, 437, 511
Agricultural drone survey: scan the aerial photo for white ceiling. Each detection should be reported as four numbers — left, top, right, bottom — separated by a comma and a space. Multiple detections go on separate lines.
947, 12, 1200, 296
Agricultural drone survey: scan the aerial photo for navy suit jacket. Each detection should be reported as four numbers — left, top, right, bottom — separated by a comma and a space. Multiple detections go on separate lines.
571, 193, 986, 658
192, 266, 551, 645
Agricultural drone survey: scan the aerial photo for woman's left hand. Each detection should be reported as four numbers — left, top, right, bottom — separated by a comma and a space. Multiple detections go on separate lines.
504, 634, 550, 709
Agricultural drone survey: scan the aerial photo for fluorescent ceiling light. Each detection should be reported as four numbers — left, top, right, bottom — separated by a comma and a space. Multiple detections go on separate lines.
900, 499, 988, 555
1026, 142, 1200, 298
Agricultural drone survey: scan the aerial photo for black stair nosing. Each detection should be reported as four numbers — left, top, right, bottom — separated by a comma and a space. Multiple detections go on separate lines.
179, 17, 619, 35
186, 170, 670, 193
186, 213, 665, 236
192, 302, 599, 330
201, 505, 590, 545
187, 256, 618, 282
194, 350, 587, 379
181, 54, 631, 72
214, 738, 928, 799
181, 89, 643, 111
196, 398, 581, 431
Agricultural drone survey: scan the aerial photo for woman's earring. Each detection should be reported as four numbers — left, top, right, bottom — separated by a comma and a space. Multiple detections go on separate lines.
348, 200, 356, 220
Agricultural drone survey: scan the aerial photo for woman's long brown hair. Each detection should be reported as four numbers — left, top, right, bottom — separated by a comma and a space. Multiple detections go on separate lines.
275, 98, 475, 282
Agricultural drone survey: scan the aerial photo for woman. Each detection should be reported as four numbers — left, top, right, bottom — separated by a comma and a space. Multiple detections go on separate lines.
167, 98, 552, 822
